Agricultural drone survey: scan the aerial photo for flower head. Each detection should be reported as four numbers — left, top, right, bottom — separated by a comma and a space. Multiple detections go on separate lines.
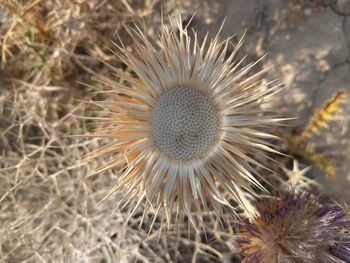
237, 191, 350, 263
86, 16, 284, 228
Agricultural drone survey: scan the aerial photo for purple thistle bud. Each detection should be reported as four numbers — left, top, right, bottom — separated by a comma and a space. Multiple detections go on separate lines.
237, 191, 350, 263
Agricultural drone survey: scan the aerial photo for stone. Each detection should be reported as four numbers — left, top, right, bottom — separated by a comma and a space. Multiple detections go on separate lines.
332, 0, 350, 15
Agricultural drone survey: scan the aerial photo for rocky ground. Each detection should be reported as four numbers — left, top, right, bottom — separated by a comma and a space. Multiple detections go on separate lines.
168, 0, 350, 201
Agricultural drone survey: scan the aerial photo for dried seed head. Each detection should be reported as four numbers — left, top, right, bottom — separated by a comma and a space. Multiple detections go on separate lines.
152, 86, 218, 161
86, 15, 285, 229
237, 191, 350, 263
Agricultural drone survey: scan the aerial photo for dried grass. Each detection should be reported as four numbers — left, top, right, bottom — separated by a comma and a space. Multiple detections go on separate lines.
0, 1, 239, 262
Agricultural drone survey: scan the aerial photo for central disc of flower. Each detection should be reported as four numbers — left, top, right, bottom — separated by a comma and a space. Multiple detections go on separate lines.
152, 86, 218, 161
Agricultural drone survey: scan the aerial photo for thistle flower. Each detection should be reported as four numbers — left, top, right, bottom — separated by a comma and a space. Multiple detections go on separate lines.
86, 16, 284, 228
237, 191, 350, 263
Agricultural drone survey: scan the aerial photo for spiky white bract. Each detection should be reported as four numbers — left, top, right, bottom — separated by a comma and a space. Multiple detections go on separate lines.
86, 16, 284, 229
